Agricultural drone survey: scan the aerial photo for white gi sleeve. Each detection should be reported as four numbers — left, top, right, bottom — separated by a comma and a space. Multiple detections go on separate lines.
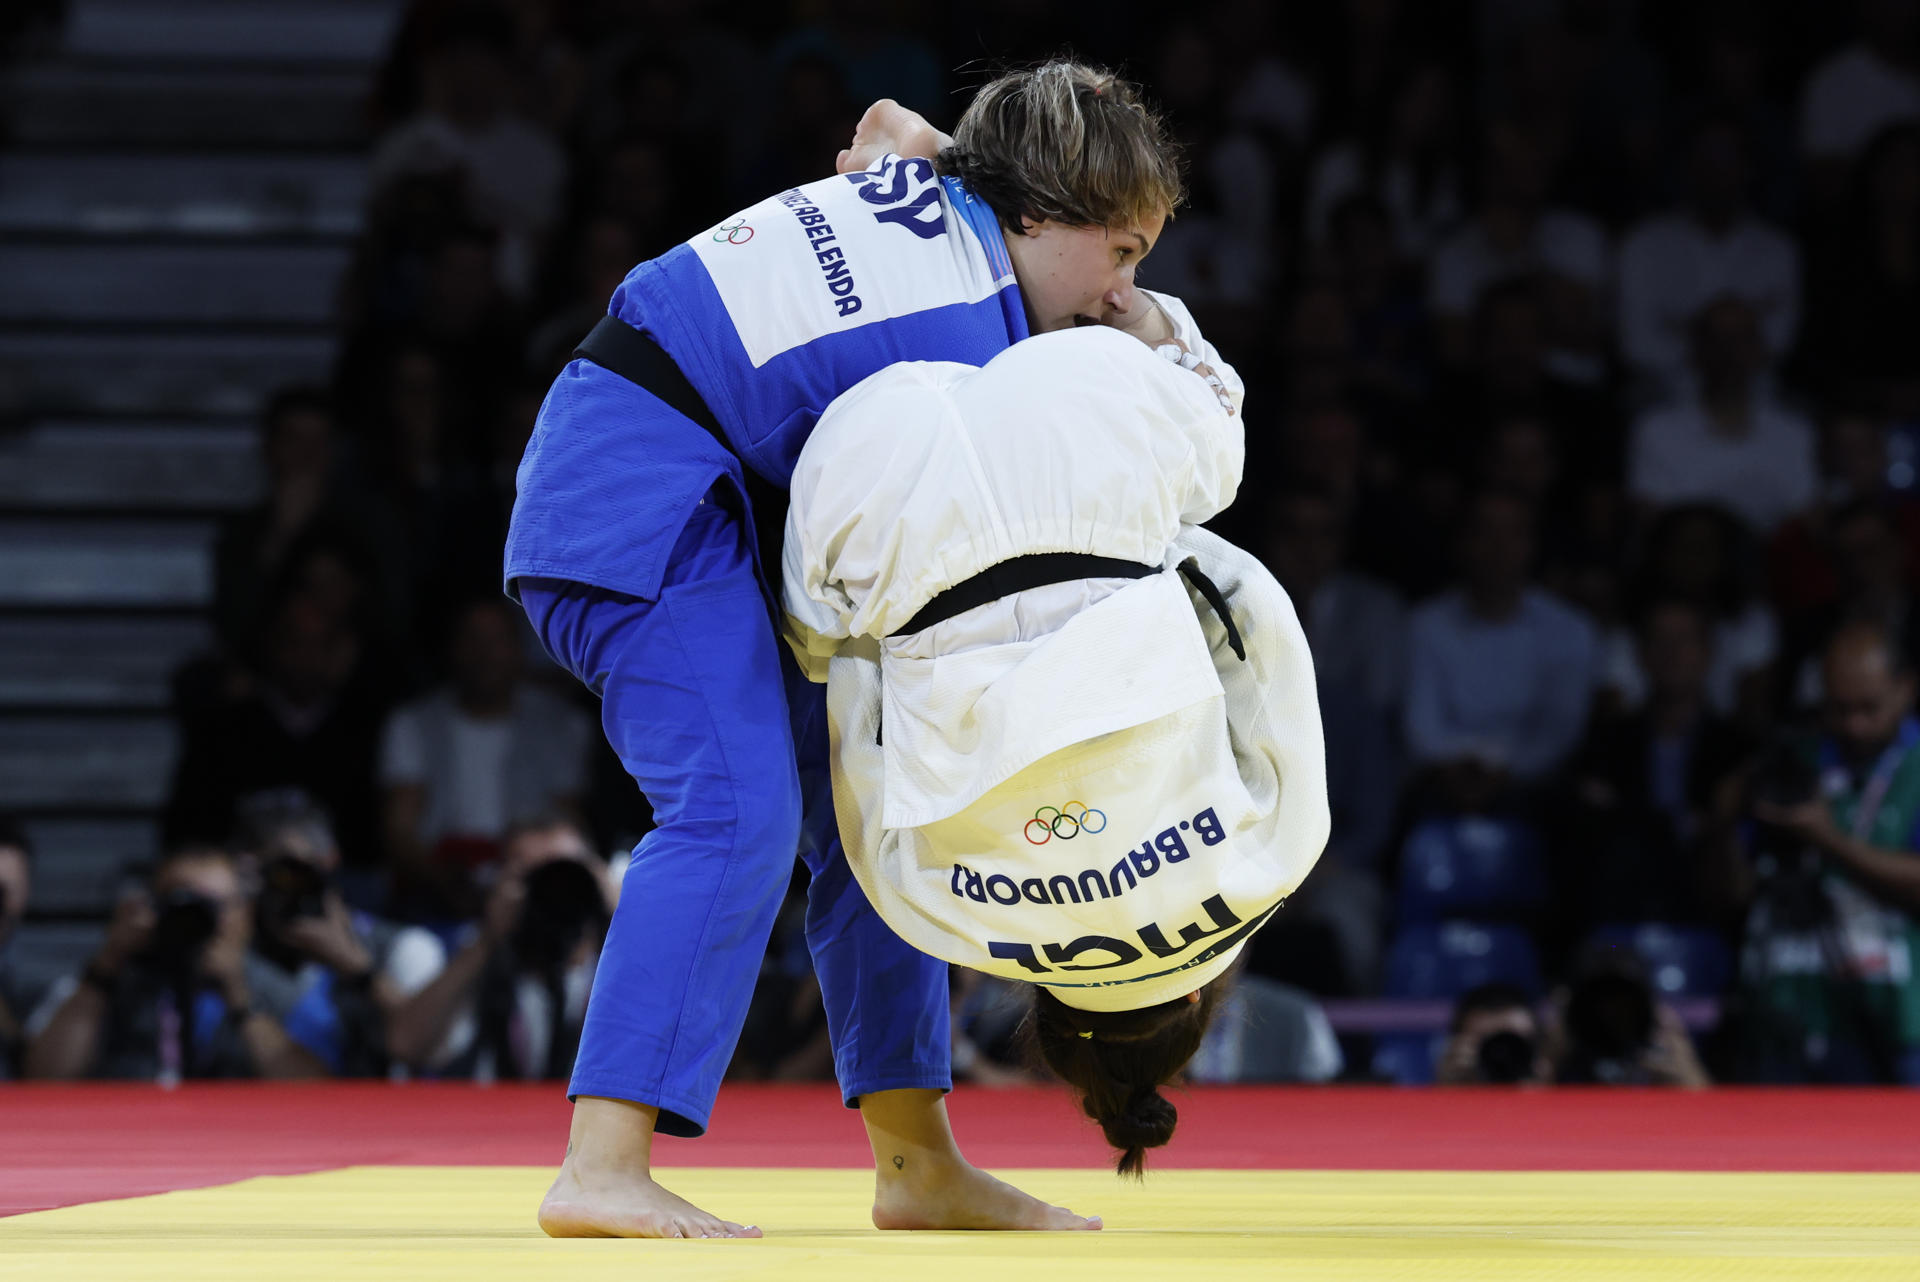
1140, 288, 1246, 417
1134, 290, 1246, 527
780, 496, 854, 684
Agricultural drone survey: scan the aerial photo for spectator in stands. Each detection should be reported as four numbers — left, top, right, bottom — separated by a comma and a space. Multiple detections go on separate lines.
1265, 485, 1407, 713
368, 2, 567, 297
1550, 951, 1712, 1087
1304, 60, 1465, 261
527, 215, 635, 376
380, 597, 590, 920
1798, 0, 1919, 203
234, 797, 424, 1075
1429, 117, 1610, 385
1405, 488, 1598, 808
1433, 279, 1614, 480
1779, 500, 1920, 707
1563, 599, 1754, 934
1723, 621, 1920, 1083
1435, 983, 1550, 1085
385, 816, 611, 1080
0, 818, 32, 1078
1770, 410, 1920, 628
1133, 23, 1281, 318
1802, 123, 1920, 417
1602, 504, 1778, 725
1627, 295, 1817, 533
211, 387, 391, 659
165, 589, 393, 885
23, 847, 321, 1080
1617, 115, 1800, 403
1186, 977, 1344, 1084
768, 0, 943, 120
1677, 6, 1798, 225
1276, 283, 1358, 418
1260, 486, 1401, 992
1326, 192, 1431, 425
574, 137, 680, 268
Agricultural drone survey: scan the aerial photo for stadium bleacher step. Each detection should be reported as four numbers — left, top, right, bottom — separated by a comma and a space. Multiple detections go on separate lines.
60, 0, 400, 64
0, 152, 366, 238
0, 242, 349, 326
0, 617, 213, 709
17, 818, 156, 914
0, 421, 261, 511
0, 715, 177, 809
0, 330, 334, 416
4, 63, 374, 149
0, 518, 216, 608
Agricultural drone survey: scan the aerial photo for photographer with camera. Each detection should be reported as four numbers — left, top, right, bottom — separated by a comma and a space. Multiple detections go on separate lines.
23, 846, 321, 1080
385, 815, 610, 1080
1435, 984, 1552, 1085
1721, 621, 1920, 1083
1551, 953, 1711, 1088
236, 796, 422, 1077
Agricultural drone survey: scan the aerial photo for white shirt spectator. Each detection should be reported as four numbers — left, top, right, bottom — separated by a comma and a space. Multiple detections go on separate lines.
1617, 213, 1801, 395
1601, 604, 1779, 715
1305, 571, 1408, 711
1628, 393, 1817, 532
1799, 43, 1920, 160
1304, 142, 1466, 258
379, 686, 590, 848
1405, 588, 1598, 781
1428, 210, 1610, 318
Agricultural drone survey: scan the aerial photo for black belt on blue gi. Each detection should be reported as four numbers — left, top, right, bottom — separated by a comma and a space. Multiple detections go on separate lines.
572, 313, 728, 447
570, 313, 789, 588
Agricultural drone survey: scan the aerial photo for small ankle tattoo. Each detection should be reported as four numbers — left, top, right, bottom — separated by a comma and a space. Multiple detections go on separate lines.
892, 1155, 904, 1171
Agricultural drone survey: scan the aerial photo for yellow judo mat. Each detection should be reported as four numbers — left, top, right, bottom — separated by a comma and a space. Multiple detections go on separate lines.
3, 1166, 1918, 1281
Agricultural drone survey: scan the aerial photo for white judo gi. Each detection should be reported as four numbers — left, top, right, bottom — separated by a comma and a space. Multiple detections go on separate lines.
783, 298, 1330, 1011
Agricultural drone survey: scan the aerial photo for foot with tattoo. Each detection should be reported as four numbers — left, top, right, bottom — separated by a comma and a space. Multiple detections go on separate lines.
860, 1087, 1101, 1232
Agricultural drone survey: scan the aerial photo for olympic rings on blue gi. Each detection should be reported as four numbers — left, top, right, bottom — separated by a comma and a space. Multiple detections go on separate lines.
713, 217, 754, 245
1023, 801, 1108, 845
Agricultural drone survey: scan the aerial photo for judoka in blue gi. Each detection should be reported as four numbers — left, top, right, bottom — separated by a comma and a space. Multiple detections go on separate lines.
505, 64, 1195, 1238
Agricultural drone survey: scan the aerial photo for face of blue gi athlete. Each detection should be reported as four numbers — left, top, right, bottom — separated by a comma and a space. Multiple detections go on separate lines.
1005, 210, 1166, 334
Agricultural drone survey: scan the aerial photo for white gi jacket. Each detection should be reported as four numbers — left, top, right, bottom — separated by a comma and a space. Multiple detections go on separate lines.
784, 301, 1329, 1011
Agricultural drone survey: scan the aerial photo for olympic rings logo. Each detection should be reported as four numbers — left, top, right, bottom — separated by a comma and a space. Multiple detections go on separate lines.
713, 217, 753, 245
1023, 801, 1107, 845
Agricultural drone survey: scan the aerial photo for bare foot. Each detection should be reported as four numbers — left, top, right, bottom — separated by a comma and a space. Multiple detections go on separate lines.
538, 1162, 762, 1239
872, 1158, 1101, 1231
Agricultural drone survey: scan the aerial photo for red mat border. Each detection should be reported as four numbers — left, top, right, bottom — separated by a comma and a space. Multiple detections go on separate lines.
2, 1083, 1916, 1217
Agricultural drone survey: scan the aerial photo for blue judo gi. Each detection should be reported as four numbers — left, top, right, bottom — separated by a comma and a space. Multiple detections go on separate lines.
505, 156, 1029, 1135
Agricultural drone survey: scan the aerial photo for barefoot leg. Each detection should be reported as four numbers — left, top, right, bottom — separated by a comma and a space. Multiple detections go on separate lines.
538, 1096, 762, 1239
860, 1088, 1101, 1231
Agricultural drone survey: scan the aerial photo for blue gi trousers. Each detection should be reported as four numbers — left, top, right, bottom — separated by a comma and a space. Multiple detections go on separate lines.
517, 492, 949, 1137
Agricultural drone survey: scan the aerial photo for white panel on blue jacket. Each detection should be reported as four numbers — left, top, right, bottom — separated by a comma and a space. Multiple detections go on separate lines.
688, 155, 1016, 369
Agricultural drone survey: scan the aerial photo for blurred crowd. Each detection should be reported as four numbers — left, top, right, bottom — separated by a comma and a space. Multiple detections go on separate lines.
5, 0, 1920, 1088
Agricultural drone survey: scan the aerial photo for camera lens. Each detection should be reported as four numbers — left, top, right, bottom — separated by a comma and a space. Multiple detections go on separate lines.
1476, 1030, 1537, 1084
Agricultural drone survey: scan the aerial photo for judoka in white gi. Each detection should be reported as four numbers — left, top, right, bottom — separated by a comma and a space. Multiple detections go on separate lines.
783, 295, 1331, 1172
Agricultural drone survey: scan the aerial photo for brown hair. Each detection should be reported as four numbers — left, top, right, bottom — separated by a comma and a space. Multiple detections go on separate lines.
1029, 983, 1223, 1177
937, 60, 1184, 234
